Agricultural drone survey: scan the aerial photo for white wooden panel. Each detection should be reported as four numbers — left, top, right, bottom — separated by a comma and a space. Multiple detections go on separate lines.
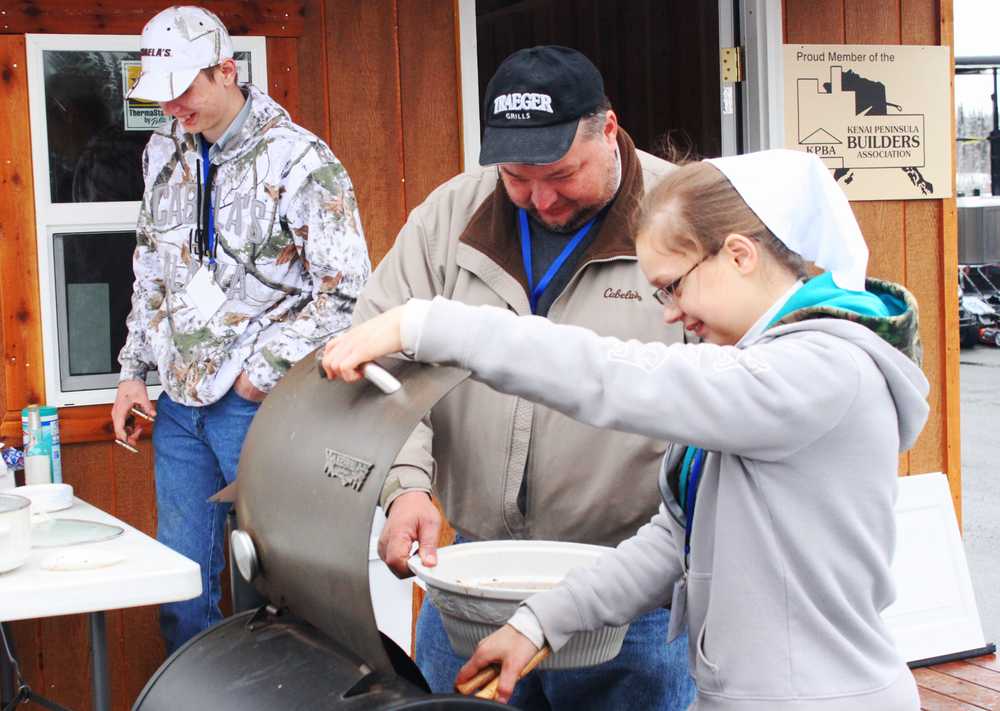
883, 472, 987, 662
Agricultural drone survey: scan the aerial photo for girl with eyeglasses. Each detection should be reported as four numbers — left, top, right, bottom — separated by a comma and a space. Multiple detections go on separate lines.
321, 150, 928, 711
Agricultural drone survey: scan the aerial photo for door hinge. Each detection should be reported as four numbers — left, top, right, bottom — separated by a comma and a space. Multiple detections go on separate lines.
721, 46, 744, 83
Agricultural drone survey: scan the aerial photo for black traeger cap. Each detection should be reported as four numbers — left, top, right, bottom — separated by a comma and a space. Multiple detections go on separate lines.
479, 45, 605, 166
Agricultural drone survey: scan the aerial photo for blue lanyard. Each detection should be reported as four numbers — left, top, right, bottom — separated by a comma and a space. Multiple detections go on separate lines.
682, 448, 705, 557
518, 208, 596, 314
199, 139, 216, 267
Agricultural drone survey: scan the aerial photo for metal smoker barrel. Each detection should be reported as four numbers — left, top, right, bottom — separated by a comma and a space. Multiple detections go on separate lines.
134, 354, 507, 709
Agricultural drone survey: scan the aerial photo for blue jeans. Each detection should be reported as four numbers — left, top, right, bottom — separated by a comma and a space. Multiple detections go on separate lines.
153, 388, 260, 654
415, 583, 695, 710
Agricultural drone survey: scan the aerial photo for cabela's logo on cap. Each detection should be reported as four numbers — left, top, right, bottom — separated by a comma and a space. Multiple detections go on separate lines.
140, 47, 172, 58
492, 92, 554, 120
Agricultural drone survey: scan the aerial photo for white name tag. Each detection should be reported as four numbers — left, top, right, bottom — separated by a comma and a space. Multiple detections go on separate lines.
185, 266, 227, 321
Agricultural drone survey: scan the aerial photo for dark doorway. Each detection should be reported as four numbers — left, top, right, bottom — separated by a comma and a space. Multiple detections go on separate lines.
476, 0, 724, 160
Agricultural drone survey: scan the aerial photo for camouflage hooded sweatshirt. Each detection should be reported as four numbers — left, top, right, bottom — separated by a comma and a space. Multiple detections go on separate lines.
119, 85, 370, 406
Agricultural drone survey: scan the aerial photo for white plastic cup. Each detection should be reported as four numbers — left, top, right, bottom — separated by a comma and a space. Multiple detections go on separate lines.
0, 494, 31, 573
0, 462, 15, 491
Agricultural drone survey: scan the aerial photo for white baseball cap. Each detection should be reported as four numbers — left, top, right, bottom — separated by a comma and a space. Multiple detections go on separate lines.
127, 6, 234, 102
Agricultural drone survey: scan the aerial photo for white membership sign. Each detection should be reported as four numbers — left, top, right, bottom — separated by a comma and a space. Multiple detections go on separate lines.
784, 44, 952, 201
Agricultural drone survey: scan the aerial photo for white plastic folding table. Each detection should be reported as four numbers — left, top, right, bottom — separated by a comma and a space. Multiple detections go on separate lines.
0, 498, 200, 711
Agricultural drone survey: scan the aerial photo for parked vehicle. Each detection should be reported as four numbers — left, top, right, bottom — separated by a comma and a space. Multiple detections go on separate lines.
959, 266, 999, 349
959, 294, 982, 348
980, 325, 1000, 347
964, 264, 1000, 309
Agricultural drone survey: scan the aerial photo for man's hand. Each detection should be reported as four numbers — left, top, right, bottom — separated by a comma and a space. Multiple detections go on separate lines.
456, 625, 540, 704
378, 490, 441, 578
321, 306, 405, 382
111, 380, 155, 445
233, 371, 268, 402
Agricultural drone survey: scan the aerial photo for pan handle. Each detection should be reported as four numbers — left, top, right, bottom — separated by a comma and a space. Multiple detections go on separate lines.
316, 351, 402, 395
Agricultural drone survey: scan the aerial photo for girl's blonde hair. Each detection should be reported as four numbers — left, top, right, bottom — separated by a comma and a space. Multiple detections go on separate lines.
639, 161, 808, 280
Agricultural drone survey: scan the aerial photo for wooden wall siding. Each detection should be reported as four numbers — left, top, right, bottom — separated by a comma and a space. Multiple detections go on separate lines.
782, 0, 960, 516
397, 0, 463, 212
320, 0, 462, 264
475, 0, 722, 159
294, 0, 331, 143
323, 0, 407, 264
0, 35, 44, 428
0, 1, 306, 36
266, 37, 302, 121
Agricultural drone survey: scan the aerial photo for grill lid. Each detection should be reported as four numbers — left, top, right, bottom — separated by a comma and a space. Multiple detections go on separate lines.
235, 352, 468, 678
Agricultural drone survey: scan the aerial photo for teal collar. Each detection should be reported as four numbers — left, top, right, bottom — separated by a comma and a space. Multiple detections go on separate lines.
767, 272, 899, 328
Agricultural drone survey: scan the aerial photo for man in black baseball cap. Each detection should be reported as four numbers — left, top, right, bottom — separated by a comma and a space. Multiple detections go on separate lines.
478, 45, 622, 238
346, 45, 694, 709
479, 45, 607, 165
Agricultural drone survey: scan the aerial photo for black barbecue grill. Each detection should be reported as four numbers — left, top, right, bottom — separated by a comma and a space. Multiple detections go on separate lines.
133, 354, 507, 710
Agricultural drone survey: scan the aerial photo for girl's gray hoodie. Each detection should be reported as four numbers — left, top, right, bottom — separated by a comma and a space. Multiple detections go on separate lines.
406, 283, 929, 711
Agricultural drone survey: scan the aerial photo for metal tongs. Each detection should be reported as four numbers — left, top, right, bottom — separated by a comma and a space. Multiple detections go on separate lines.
455, 645, 551, 700
114, 405, 156, 454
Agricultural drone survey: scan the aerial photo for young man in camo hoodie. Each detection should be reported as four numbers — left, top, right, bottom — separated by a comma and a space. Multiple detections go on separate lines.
110, 5, 370, 652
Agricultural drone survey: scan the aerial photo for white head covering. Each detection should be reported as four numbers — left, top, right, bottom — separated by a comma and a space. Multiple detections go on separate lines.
706, 150, 869, 291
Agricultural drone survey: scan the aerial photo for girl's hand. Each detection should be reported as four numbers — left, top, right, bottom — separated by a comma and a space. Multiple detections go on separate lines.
455, 625, 540, 704
321, 306, 405, 382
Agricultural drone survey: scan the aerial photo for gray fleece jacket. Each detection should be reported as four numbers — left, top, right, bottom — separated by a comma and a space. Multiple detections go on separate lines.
406, 285, 929, 711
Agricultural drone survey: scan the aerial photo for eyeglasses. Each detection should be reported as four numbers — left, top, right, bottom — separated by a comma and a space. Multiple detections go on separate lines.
651, 252, 715, 307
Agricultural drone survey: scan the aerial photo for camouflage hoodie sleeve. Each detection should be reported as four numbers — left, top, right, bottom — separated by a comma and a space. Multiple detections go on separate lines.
242, 152, 371, 391
118, 145, 163, 382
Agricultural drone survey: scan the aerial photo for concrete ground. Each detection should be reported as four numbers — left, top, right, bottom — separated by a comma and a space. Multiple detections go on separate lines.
959, 343, 1000, 646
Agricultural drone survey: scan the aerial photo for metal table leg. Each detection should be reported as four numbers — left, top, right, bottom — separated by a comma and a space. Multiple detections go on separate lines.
89, 612, 109, 711
0, 623, 13, 706
1, 621, 77, 711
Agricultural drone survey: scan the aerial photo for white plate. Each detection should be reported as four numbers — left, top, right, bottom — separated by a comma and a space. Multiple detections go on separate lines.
31, 518, 124, 548
13, 484, 74, 513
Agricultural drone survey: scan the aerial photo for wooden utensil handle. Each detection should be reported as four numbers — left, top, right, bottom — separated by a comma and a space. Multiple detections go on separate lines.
474, 677, 501, 699
520, 645, 551, 675
455, 665, 499, 696
467, 646, 551, 700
